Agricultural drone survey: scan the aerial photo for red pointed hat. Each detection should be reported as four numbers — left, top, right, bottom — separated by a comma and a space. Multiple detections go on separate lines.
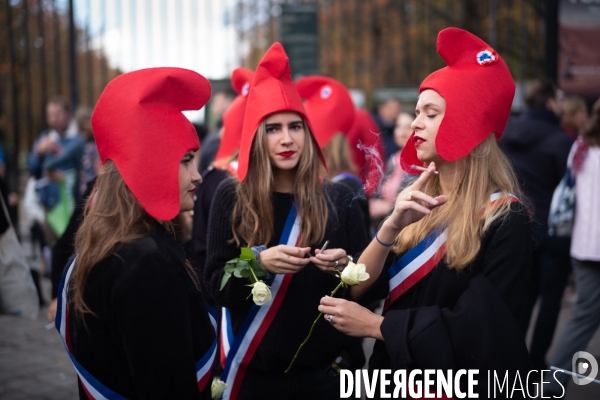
400, 27, 516, 173
296, 76, 355, 148
237, 42, 326, 181
92, 67, 211, 220
215, 67, 254, 162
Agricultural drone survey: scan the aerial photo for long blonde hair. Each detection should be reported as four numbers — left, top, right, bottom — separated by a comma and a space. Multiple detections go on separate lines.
394, 135, 526, 269
231, 119, 328, 247
322, 133, 358, 178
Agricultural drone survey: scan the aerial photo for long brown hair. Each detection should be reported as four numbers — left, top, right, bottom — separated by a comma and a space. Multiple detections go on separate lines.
581, 97, 600, 147
72, 160, 169, 315
394, 135, 526, 269
231, 119, 328, 247
322, 133, 358, 178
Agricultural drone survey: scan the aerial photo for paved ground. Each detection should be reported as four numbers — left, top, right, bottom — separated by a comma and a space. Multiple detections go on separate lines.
0, 287, 78, 399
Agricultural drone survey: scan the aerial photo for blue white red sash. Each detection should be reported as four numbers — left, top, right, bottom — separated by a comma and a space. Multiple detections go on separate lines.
55, 259, 218, 399
383, 227, 447, 311
383, 192, 520, 311
220, 204, 301, 400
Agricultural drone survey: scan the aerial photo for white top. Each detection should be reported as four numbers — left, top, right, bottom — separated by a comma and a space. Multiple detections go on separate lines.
571, 146, 600, 261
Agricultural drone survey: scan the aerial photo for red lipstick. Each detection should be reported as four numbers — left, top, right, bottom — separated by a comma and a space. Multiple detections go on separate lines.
414, 135, 426, 147
188, 187, 195, 194
278, 151, 295, 158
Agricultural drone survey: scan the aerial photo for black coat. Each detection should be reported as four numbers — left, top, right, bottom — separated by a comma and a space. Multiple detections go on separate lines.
205, 179, 372, 376
367, 203, 533, 399
500, 109, 573, 227
69, 222, 216, 399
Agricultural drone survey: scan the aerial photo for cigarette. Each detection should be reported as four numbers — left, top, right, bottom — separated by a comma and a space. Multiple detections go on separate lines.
410, 165, 439, 175
320, 240, 329, 253
45, 323, 55, 330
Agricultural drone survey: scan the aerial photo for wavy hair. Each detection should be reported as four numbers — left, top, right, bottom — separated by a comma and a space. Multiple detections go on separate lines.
71, 160, 197, 316
231, 119, 328, 247
393, 135, 527, 270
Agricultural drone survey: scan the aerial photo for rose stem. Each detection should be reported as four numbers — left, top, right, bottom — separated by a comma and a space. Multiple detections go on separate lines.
285, 281, 344, 373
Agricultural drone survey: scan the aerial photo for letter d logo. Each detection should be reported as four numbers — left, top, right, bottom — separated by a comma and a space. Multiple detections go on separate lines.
572, 351, 598, 385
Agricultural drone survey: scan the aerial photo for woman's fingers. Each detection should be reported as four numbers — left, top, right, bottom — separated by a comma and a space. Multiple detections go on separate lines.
405, 190, 440, 207
410, 161, 438, 191
320, 296, 345, 307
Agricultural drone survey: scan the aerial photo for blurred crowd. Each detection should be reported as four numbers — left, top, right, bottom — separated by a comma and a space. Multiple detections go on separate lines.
0, 65, 599, 397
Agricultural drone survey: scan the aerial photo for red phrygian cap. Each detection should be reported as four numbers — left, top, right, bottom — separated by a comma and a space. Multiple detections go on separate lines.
237, 42, 326, 182
215, 67, 254, 163
92, 67, 211, 220
296, 76, 355, 148
401, 27, 516, 173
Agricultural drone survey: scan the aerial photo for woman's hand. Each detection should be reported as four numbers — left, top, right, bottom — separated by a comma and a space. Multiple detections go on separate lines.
318, 296, 384, 340
258, 245, 311, 274
386, 162, 448, 232
310, 248, 348, 275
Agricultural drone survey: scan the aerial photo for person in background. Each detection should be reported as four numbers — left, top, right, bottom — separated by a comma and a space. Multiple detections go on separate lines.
320, 28, 532, 397
501, 78, 574, 370
560, 95, 588, 140
543, 97, 600, 396
197, 88, 237, 174
371, 97, 402, 160
369, 111, 415, 225
28, 96, 83, 248
191, 67, 254, 293
75, 107, 100, 195
296, 75, 370, 235
56, 67, 217, 399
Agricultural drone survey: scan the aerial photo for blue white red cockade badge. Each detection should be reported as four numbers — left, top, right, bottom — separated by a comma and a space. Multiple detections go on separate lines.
242, 82, 250, 96
320, 85, 332, 99
476, 48, 498, 66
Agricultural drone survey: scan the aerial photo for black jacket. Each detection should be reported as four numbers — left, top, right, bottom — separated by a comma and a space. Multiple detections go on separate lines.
501, 109, 573, 227
367, 203, 533, 399
69, 223, 215, 399
205, 179, 371, 378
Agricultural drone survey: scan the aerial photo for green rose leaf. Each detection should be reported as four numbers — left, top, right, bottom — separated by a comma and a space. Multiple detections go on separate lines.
239, 269, 252, 278
240, 247, 256, 261
238, 259, 249, 270
220, 271, 232, 291
233, 268, 244, 278
224, 262, 237, 273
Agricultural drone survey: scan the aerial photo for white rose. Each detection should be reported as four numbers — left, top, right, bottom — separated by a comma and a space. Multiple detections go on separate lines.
340, 261, 370, 286
251, 281, 272, 306
211, 379, 227, 400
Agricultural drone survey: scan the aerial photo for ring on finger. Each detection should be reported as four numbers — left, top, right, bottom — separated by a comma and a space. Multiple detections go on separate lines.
325, 314, 333, 323
406, 191, 414, 201
287, 254, 290, 260
334, 260, 339, 268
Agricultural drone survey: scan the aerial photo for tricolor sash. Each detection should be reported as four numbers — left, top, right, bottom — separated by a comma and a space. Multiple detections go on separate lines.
383, 192, 520, 311
383, 227, 447, 311
220, 204, 301, 400
56, 259, 218, 399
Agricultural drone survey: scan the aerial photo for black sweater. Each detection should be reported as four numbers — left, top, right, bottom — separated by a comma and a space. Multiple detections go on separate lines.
205, 178, 371, 372
69, 223, 215, 399
367, 203, 533, 399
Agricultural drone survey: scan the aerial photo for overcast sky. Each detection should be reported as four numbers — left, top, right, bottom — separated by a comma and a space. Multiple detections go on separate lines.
73, 0, 239, 78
